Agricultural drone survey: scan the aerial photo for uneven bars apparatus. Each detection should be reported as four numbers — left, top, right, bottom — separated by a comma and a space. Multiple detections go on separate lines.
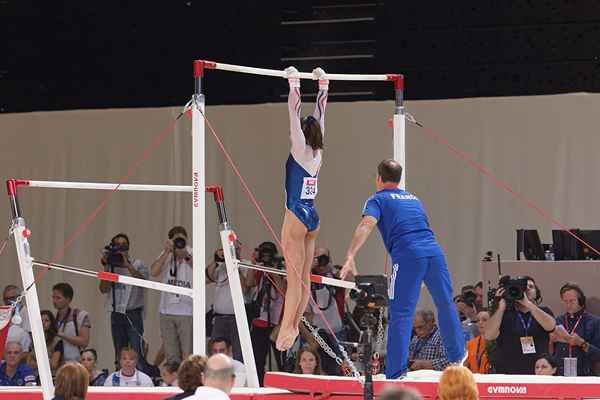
5, 60, 404, 399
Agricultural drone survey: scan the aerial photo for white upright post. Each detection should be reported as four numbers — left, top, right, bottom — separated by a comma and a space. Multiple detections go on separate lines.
192, 61, 207, 354
6, 181, 54, 400
392, 75, 406, 189
219, 229, 260, 387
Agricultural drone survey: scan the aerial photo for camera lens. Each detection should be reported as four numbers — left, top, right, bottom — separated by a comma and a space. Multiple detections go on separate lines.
173, 237, 186, 249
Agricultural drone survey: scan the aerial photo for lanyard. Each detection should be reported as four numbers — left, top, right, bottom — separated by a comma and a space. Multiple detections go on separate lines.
517, 312, 532, 336
56, 308, 71, 332
565, 313, 585, 357
475, 336, 485, 372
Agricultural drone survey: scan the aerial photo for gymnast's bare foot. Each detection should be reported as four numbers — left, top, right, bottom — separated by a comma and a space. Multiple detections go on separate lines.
276, 326, 299, 351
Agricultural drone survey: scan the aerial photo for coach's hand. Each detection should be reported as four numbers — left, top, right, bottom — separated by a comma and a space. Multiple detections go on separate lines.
340, 256, 358, 280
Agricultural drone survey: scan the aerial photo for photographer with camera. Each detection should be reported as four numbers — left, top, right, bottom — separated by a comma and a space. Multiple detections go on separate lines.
150, 226, 193, 363
99, 233, 149, 371
484, 275, 557, 374
455, 288, 480, 341
247, 242, 286, 386
206, 241, 247, 362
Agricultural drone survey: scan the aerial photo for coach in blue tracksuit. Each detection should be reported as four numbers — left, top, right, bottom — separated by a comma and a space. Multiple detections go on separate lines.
340, 159, 465, 379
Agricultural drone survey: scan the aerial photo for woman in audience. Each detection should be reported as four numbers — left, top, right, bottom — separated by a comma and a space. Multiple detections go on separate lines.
463, 309, 490, 374
41, 309, 63, 374
52, 362, 89, 400
80, 349, 108, 386
165, 355, 207, 400
160, 360, 180, 387
438, 365, 479, 400
104, 347, 153, 387
534, 353, 558, 376
293, 347, 323, 375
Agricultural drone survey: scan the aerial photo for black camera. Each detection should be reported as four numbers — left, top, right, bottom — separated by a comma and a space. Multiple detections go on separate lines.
104, 243, 128, 267
499, 275, 529, 302
256, 243, 285, 269
350, 275, 388, 310
315, 254, 330, 268
459, 290, 477, 306
173, 237, 187, 250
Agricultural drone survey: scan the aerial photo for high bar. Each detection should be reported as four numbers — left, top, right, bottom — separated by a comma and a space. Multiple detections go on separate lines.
196, 60, 402, 84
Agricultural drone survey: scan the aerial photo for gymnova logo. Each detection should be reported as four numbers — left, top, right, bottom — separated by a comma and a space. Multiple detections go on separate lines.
487, 385, 527, 394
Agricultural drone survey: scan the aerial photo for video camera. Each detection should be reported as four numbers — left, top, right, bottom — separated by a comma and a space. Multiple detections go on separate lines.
498, 275, 528, 303
104, 242, 128, 268
350, 275, 388, 330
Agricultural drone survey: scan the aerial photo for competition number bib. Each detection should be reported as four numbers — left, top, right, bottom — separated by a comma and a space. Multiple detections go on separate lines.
300, 177, 318, 200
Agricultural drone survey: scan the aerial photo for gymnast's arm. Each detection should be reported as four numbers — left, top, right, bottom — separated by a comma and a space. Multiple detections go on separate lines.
311, 67, 329, 136
285, 66, 305, 154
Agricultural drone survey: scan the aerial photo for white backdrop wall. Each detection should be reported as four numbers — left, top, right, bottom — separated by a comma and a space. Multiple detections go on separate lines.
1, 92, 600, 370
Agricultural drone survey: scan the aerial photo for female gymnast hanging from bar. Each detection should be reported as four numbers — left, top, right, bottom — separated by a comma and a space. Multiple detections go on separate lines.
276, 66, 329, 351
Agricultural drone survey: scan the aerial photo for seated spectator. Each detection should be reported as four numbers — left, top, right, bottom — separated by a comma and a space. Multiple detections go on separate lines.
160, 360, 180, 387
293, 347, 323, 375
553, 282, 600, 376
151, 226, 193, 364
209, 337, 246, 386
535, 353, 558, 376
41, 310, 63, 374
464, 309, 490, 374
52, 283, 91, 363
105, 347, 153, 387
484, 276, 557, 374
408, 309, 450, 371
52, 362, 89, 400
380, 386, 423, 400
79, 349, 108, 386
437, 365, 479, 400
194, 354, 234, 400
164, 355, 206, 400
0, 341, 36, 386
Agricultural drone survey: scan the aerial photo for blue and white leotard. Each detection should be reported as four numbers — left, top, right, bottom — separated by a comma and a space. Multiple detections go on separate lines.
285, 85, 328, 232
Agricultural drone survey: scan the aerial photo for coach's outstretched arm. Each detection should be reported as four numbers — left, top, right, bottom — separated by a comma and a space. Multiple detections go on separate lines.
340, 216, 378, 280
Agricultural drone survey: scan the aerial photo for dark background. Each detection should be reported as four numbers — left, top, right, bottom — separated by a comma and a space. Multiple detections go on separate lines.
3, 0, 600, 112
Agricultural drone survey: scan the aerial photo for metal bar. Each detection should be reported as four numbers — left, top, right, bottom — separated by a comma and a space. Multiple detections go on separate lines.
28, 181, 191, 192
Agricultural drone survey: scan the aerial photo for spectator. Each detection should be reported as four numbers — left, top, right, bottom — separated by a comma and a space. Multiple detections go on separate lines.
207, 242, 247, 362
553, 282, 600, 376
160, 360, 180, 387
151, 226, 193, 363
247, 242, 286, 385
293, 347, 323, 375
209, 337, 246, 386
41, 310, 63, 374
3, 285, 30, 332
484, 276, 557, 374
464, 310, 490, 374
455, 293, 479, 341
105, 347, 153, 387
0, 341, 36, 386
79, 349, 108, 386
535, 353, 558, 376
99, 233, 150, 372
52, 283, 91, 363
165, 355, 206, 400
52, 362, 89, 400
408, 309, 450, 371
474, 282, 484, 310
194, 354, 234, 400
380, 387, 423, 400
438, 365, 479, 400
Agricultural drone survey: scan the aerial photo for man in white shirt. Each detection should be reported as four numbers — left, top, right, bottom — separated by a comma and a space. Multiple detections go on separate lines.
151, 226, 193, 363
52, 283, 91, 362
209, 337, 246, 387
194, 354, 234, 400
105, 347, 154, 387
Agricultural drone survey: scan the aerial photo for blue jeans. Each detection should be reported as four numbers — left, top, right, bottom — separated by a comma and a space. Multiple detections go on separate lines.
111, 308, 150, 373
385, 255, 464, 379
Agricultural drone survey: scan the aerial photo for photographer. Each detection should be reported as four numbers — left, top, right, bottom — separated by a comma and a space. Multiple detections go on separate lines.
99, 233, 149, 371
484, 275, 556, 374
150, 226, 193, 363
454, 289, 479, 341
206, 241, 247, 362
247, 242, 286, 386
